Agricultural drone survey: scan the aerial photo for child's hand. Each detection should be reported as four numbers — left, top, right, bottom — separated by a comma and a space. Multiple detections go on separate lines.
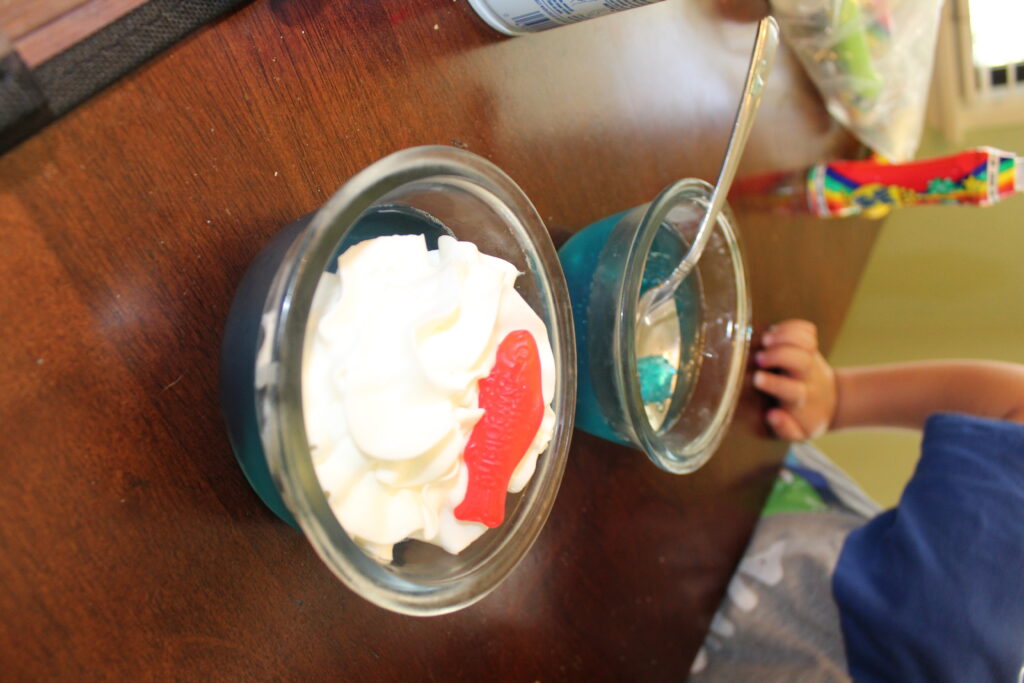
753, 320, 837, 440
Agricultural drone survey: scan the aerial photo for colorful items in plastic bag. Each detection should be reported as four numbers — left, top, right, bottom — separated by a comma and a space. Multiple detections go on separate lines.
771, 0, 943, 161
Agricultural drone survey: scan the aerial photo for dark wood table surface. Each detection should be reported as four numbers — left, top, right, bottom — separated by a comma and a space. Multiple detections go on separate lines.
0, 0, 880, 679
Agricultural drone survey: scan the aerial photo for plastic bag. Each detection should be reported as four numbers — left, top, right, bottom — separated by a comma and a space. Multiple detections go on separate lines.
770, 0, 943, 162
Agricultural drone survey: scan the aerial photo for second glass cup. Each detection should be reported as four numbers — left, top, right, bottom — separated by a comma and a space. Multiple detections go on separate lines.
558, 178, 751, 474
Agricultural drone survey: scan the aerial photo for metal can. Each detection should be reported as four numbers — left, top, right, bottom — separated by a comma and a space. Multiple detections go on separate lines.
467, 0, 664, 35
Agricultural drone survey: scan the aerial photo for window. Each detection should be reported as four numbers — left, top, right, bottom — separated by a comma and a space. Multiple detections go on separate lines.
968, 0, 1024, 68
968, 0, 1024, 94
928, 0, 1024, 142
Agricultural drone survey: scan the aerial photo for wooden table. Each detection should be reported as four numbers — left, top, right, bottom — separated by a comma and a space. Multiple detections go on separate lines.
0, 0, 879, 679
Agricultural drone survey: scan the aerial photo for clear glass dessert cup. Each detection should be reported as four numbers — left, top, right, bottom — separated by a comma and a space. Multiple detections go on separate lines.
220, 146, 576, 615
558, 178, 751, 474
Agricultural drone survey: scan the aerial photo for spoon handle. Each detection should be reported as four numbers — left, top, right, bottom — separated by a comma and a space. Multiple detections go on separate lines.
641, 16, 779, 322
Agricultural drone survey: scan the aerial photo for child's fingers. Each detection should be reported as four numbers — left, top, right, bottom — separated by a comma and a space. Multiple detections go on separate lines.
755, 345, 812, 378
766, 408, 807, 441
762, 320, 818, 352
772, 319, 818, 337
753, 370, 807, 406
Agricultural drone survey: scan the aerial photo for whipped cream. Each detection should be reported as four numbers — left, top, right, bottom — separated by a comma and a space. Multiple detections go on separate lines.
302, 234, 556, 561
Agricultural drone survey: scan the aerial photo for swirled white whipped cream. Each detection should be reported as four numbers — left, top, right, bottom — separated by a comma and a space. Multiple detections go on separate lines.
302, 234, 556, 562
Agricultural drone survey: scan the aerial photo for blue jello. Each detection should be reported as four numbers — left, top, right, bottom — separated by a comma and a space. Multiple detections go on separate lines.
558, 212, 702, 444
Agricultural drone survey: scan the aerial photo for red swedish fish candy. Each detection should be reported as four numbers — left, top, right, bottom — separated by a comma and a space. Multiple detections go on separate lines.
454, 330, 545, 528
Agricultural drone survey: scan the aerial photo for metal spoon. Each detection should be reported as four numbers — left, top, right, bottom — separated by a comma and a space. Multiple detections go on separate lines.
638, 15, 779, 327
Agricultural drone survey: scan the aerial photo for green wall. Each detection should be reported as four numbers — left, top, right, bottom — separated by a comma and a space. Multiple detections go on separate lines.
813, 124, 1024, 507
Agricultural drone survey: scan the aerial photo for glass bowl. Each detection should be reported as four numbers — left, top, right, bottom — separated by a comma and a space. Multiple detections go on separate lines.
558, 178, 750, 474
220, 146, 576, 615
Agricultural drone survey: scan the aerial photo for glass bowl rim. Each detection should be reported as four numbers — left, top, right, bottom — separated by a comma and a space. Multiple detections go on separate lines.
614, 177, 751, 474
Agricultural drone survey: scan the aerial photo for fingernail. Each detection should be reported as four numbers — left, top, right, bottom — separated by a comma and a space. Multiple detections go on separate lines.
753, 371, 765, 388
754, 352, 765, 366
762, 333, 774, 346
